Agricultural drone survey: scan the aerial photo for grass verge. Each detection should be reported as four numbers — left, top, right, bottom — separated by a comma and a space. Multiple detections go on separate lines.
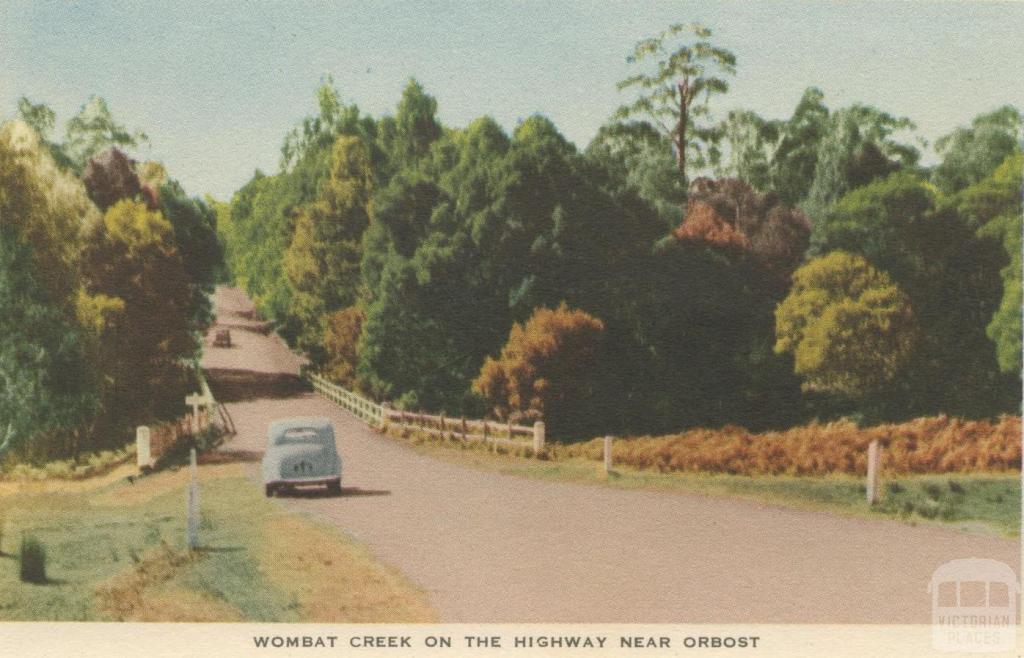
386, 429, 1020, 538
0, 461, 435, 621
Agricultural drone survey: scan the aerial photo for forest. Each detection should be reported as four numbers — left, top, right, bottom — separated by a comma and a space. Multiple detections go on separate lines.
2, 23, 1022, 458
0, 97, 224, 462
220, 25, 1022, 440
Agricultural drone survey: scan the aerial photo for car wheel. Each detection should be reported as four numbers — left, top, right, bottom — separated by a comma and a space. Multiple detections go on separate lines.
265, 484, 275, 497
327, 479, 342, 496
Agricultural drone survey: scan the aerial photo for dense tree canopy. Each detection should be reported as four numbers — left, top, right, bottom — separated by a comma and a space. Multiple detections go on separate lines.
932, 106, 1022, 194
775, 251, 916, 397
1, 97, 222, 462
210, 39, 1020, 442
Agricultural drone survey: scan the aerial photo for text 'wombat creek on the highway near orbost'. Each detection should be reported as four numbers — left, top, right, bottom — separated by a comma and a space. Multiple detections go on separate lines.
252, 635, 762, 649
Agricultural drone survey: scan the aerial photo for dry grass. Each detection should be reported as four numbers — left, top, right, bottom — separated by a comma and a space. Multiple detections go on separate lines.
0, 462, 139, 499
560, 415, 1022, 476
95, 543, 242, 622
259, 514, 437, 623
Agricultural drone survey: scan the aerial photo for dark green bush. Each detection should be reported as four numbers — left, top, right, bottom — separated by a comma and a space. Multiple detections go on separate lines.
19, 535, 47, 583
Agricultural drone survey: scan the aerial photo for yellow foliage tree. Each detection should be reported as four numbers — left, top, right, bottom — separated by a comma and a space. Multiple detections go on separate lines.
774, 251, 916, 397
284, 134, 372, 357
322, 306, 364, 387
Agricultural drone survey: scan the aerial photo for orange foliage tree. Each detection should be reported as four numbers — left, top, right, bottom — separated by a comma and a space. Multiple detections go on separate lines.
473, 304, 604, 436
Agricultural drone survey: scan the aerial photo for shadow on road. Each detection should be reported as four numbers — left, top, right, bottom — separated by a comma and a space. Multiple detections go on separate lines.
199, 449, 263, 464
205, 368, 309, 402
276, 486, 391, 499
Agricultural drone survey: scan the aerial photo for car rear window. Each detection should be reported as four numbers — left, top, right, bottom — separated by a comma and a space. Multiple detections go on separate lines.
275, 429, 328, 445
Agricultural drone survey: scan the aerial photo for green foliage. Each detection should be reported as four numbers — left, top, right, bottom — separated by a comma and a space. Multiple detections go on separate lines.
0, 230, 97, 460
284, 135, 373, 357
615, 22, 736, 181
812, 172, 1014, 417
802, 106, 918, 220
585, 120, 686, 228
721, 88, 919, 212
0, 121, 98, 311
0, 121, 99, 459
971, 153, 1023, 375
714, 109, 781, 191
226, 81, 379, 333
386, 78, 443, 169
219, 70, 1021, 440
80, 200, 198, 429
157, 179, 223, 330
775, 251, 916, 397
932, 106, 1022, 194
64, 96, 148, 172
16, 98, 56, 141
19, 536, 47, 584
358, 113, 666, 418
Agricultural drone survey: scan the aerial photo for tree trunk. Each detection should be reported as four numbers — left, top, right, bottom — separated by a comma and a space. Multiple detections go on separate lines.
677, 79, 689, 185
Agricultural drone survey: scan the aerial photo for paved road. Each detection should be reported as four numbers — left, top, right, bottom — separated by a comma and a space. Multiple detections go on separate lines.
202, 286, 1018, 623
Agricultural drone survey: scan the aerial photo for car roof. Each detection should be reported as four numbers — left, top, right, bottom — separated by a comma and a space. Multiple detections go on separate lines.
267, 417, 333, 437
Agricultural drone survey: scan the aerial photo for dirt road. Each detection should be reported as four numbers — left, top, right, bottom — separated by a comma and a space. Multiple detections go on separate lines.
202, 287, 1018, 623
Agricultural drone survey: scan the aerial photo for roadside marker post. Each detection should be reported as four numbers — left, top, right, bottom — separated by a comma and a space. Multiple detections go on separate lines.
533, 421, 545, 453
186, 448, 200, 550
866, 439, 882, 505
603, 436, 613, 475
136, 426, 151, 472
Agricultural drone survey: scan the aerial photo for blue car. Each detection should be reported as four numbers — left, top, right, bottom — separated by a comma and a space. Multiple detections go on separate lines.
262, 417, 342, 497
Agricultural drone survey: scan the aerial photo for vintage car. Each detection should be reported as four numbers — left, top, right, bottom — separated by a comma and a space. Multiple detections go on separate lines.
212, 328, 232, 347
261, 417, 342, 496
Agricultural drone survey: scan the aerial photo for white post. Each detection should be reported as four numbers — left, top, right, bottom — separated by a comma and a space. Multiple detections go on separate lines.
533, 421, 545, 453
866, 439, 881, 505
186, 448, 200, 549
604, 436, 613, 474
136, 426, 152, 471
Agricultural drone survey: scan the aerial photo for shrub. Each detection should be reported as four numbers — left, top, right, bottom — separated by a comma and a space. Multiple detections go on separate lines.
19, 535, 47, 583
562, 415, 1021, 476
473, 303, 604, 437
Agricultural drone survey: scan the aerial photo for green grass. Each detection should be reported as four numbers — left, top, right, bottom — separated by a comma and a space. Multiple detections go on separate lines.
393, 432, 1021, 538
0, 463, 434, 621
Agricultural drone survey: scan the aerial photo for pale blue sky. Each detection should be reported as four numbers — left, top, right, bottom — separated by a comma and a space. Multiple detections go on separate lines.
2, 1, 1022, 199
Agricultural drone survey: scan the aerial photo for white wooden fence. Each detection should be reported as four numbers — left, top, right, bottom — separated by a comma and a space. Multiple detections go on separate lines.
307, 372, 545, 451
308, 373, 386, 426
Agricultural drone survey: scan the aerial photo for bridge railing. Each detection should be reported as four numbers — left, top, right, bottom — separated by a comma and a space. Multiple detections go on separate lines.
305, 371, 545, 451
308, 372, 386, 427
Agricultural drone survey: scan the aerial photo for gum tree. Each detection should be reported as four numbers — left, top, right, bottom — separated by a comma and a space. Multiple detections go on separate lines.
615, 22, 736, 185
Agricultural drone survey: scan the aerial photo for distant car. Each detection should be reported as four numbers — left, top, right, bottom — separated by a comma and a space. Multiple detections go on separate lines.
212, 329, 232, 347
262, 418, 342, 497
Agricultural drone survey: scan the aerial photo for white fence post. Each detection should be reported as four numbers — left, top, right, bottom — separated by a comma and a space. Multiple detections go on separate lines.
866, 439, 882, 505
604, 436, 613, 474
186, 448, 200, 550
533, 421, 545, 453
136, 426, 151, 471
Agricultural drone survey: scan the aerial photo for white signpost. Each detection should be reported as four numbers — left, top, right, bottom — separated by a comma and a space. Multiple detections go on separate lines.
185, 392, 214, 433
135, 426, 152, 471
186, 448, 200, 550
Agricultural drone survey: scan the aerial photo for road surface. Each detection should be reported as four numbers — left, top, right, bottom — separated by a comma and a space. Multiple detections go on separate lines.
202, 286, 1018, 623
